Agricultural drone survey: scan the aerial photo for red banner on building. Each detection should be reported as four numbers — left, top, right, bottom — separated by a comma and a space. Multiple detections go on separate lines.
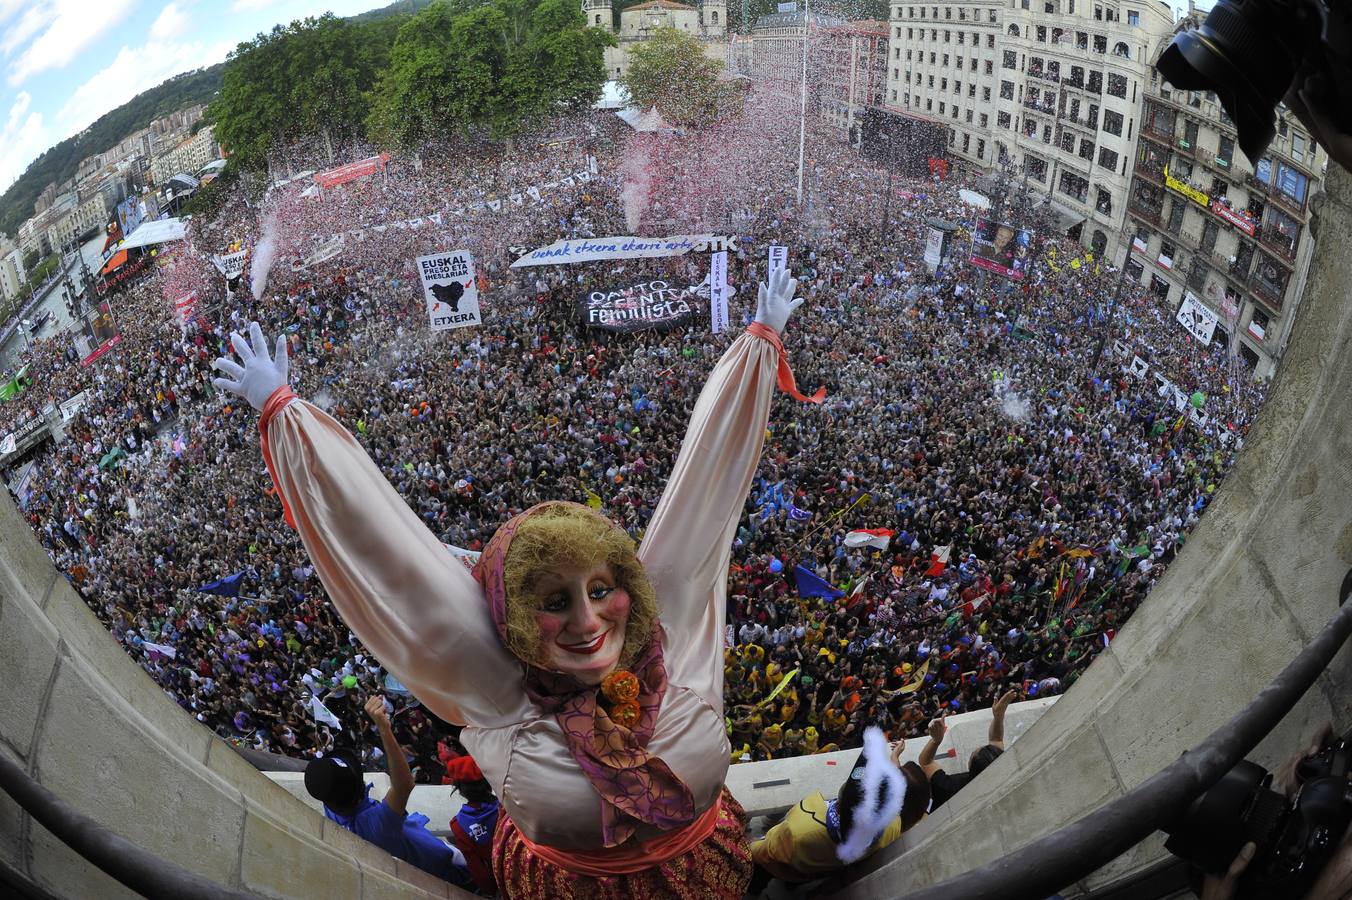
313, 153, 391, 190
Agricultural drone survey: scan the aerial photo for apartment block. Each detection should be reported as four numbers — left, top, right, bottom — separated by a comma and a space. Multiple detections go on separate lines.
886, 0, 1173, 260
1125, 27, 1326, 378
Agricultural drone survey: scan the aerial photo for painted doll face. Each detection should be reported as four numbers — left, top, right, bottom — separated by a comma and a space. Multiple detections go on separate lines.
532, 562, 631, 685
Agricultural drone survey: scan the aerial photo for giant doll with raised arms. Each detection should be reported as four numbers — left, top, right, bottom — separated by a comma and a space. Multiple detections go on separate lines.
212, 269, 820, 898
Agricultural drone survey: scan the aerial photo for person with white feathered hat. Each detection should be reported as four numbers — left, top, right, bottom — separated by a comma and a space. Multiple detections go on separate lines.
749, 726, 931, 887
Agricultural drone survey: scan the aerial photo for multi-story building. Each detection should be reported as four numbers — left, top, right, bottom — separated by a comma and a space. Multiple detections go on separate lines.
886, 0, 1174, 261
149, 124, 219, 186
1124, 18, 1326, 378
733, 9, 887, 136
584, 0, 728, 81
818, 20, 890, 135
0, 237, 23, 303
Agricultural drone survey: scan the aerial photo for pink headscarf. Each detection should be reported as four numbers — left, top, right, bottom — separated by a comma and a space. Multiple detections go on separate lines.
472, 501, 696, 847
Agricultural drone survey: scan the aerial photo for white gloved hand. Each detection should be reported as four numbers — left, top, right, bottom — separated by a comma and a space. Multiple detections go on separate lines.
211, 321, 291, 412
754, 268, 805, 335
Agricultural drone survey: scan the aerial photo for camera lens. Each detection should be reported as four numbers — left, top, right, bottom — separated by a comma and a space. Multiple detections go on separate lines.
1156, 0, 1302, 164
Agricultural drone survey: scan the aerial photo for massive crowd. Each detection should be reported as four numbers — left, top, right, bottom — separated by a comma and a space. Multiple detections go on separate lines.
1, 101, 1265, 781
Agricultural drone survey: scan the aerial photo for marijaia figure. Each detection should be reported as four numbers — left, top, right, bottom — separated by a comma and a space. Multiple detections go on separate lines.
213, 269, 823, 897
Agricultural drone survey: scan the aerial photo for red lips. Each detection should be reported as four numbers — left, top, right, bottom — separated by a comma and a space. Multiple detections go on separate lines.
557, 629, 610, 656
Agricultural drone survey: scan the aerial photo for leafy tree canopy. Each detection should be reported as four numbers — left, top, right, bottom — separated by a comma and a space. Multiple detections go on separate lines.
366, 0, 613, 149
621, 26, 741, 125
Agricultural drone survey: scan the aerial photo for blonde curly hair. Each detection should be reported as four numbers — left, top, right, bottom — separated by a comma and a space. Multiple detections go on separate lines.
501, 504, 658, 672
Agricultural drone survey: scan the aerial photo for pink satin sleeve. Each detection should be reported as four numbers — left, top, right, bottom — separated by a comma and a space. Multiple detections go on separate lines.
638, 330, 779, 707
263, 398, 530, 727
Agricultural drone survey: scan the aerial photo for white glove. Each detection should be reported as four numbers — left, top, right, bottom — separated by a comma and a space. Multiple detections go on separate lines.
755, 268, 805, 335
211, 321, 291, 412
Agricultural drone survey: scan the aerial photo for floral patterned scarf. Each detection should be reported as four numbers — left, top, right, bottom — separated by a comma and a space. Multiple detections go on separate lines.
472, 501, 696, 847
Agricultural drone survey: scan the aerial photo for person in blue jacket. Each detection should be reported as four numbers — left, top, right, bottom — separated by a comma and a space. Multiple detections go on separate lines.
304, 694, 470, 888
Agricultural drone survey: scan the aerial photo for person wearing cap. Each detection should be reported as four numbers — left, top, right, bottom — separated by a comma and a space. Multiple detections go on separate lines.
748, 726, 931, 886
213, 269, 819, 898
304, 695, 471, 888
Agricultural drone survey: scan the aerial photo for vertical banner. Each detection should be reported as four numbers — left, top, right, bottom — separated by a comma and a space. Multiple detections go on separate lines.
923, 226, 944, 273
768, 245, 788, 277
417, 250, 481, 331
710, 251, 729, 334
173, 292, 197, 331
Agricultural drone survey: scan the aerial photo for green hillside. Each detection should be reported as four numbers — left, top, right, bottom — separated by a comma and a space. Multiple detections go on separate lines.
0, 65, 225, 238
0, 0, 439, 239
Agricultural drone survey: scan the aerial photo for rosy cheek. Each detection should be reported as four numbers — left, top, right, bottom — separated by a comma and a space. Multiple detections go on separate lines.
534, 612, 565, 644
599, 589, 631, 622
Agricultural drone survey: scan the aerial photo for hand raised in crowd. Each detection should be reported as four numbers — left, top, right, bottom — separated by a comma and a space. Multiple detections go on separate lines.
364, 694, 391, 728
927, 715, 947, 743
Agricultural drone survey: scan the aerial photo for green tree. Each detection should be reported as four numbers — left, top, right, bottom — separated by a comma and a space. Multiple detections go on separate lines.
621, 27, 740, 126
210, 15, 393, 169
366, 0, 613, 150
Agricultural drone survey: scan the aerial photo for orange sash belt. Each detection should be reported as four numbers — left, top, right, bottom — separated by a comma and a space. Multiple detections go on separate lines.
509, 796, 723, 877
259, 385, 300, 528
746, 322, 826, 404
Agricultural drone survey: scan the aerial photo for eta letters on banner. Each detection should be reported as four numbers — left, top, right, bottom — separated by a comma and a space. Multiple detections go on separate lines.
417, 251, 481, 331
1176, 291, 1219, 345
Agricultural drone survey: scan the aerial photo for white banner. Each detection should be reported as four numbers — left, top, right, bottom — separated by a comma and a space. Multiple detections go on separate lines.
417, 251, 481, 331
59, 390, 89, 422
1176, 291, 1219, 345
511, 234, 737, 268
768, 244, 788, 276
710, 251, 729, 334
1172, 386, 1190, 412
0, 434, 14, 456
1112, 339, 1130, 358
1152, 372, 1173, 399
923, 228, 943, 272
213, 250, 248, 280
1128, 355, 1149, 377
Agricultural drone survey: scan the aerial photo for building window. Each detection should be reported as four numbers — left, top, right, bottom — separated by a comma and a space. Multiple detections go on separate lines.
1107, 73, 1128, 98
908, 27, 914, 38
1127, 9, 1139, 25
1290, 133, 1305, 162
980, 112, 988, 127
1087, 70, 1103, 93
1093, 34, 1107, 53
998, 110, 1012, 128
1003, 50, 1018, 69
982, 86, 991, 101
1096, 189, 1113, 215
940, 102, 946, 114
967, 109, 974, 122
1103, 109, 1124, 136
1060, 131, 1075, 152
928, 75, 934, 87
944, 30, 951, 42
1026, 153, 1048, 181
1262, 206, 1301, 258
1217, 135, 1234, 168
942, 78, 948, 90
1059, 169, 1089, 202
943, 54, 950, 66
1068, 65, 1084, 87
963, 132, 971, 151
1000, 80, 1014, 99
1008, 23, 1020, 36
1037, 25, 1047, 41
711, 10, 718, 23
985, 60, 993, 74
1098, 147, 1119, 170
977, 138, 986, 157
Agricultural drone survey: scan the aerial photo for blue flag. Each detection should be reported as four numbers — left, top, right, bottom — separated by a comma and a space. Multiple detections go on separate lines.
788, 502, 812, 521
793, 565, 844, 600
198, 571, 246, 598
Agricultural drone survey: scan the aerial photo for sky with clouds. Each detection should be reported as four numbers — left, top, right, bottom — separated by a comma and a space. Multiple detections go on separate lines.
0, 0, 385, 195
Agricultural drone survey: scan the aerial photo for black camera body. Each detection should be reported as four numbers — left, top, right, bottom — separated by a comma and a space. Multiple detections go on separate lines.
1157, 0, 1352, 164
1164, 728, 1352, 899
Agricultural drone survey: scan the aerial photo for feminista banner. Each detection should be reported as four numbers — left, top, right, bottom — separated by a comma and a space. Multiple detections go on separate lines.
417, 250, 481, 331
579, 280, 697, 332
512, 234, 738, 268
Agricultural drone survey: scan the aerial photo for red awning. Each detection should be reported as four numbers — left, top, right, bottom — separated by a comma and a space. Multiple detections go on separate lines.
100, 249, 129, 275
313, 153, 390, 190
